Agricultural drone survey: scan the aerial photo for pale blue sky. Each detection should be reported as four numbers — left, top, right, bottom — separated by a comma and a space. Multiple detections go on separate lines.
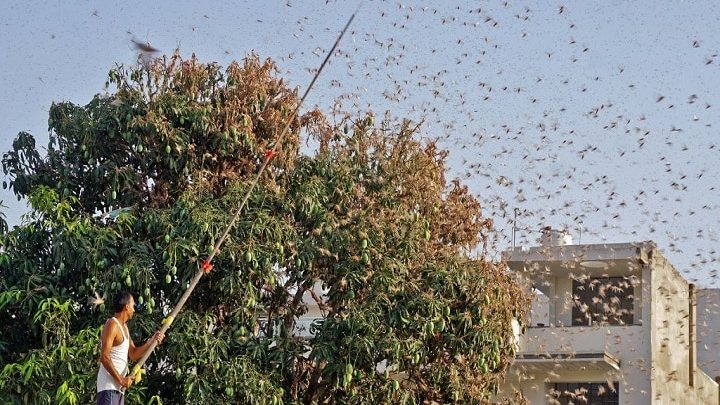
2, 1, 720, 285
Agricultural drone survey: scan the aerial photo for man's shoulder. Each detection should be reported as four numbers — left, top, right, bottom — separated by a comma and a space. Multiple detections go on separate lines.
102, 318, 118, 332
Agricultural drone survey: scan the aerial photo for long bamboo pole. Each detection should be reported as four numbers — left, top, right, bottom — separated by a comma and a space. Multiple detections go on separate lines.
129, 3, 361, 382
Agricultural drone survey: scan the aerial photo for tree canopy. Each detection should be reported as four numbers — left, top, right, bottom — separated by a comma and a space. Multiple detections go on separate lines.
0, 53, 529, 404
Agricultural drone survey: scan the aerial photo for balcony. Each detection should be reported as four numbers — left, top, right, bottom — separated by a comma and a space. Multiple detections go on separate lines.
513, 325, 645, 377
520, 324, 644, 352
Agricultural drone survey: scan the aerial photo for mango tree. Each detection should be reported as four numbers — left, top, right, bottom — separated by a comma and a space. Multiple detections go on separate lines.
0, 53, 529, 404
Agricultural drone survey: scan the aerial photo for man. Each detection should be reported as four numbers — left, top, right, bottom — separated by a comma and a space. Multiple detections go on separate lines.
97, 291, 165, 405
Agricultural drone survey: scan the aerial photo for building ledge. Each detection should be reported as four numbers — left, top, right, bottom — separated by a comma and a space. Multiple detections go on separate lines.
514, 351, 620, 372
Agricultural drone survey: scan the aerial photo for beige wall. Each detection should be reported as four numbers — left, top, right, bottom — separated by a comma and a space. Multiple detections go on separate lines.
649, 252, 694, 403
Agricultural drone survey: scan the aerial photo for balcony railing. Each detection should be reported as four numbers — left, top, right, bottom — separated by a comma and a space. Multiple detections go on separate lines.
518, 324, 645, 355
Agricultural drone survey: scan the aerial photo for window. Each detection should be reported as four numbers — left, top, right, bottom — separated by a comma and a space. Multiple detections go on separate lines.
571, 277, 634, 326
549, 382, 619, 405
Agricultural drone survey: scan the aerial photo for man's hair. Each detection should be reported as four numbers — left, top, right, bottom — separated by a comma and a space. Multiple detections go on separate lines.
112, 291, 134, 313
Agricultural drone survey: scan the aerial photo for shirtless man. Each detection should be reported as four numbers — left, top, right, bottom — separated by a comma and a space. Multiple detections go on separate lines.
97, 291, 164, 405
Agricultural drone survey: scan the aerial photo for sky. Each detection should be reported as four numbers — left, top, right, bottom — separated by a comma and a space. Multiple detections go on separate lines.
2, 1, 720, 286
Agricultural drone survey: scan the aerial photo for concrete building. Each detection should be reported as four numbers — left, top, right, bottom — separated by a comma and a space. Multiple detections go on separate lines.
499, 237, 719, 404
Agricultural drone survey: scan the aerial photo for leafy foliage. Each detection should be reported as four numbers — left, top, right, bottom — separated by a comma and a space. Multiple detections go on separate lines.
0, 53, 529, 404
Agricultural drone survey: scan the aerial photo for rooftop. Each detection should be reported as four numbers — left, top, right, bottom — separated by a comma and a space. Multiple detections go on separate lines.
505, 241, 655, 279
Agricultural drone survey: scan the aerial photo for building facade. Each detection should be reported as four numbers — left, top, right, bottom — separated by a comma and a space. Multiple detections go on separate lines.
499, 240, 719, 404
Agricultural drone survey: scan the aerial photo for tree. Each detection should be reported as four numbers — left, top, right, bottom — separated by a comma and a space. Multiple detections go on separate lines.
0, 53, 530, 404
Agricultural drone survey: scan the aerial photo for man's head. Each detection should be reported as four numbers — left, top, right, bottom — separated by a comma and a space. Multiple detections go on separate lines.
112, 291, 136, 319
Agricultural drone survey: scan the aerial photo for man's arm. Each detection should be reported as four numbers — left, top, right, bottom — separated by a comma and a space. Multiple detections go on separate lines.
128, 330, 164, 362
99, 320, 133, 389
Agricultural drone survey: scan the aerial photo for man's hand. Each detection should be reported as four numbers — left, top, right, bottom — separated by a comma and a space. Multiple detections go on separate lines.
119, 376, 134, 389
129, 331, 166, 362
152, 331, 165, 345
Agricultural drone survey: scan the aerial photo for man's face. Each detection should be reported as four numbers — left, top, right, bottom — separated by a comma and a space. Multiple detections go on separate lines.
126, 296, 136, 320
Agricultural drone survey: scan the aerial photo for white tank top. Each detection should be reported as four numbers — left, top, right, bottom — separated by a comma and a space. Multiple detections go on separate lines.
97, 317, 130, 392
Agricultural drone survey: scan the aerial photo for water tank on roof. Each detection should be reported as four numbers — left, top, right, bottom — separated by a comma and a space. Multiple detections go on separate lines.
538, 226, 573, 246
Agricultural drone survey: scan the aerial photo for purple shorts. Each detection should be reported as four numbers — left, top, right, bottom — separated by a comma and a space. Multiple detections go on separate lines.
97, 390, 124, 405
